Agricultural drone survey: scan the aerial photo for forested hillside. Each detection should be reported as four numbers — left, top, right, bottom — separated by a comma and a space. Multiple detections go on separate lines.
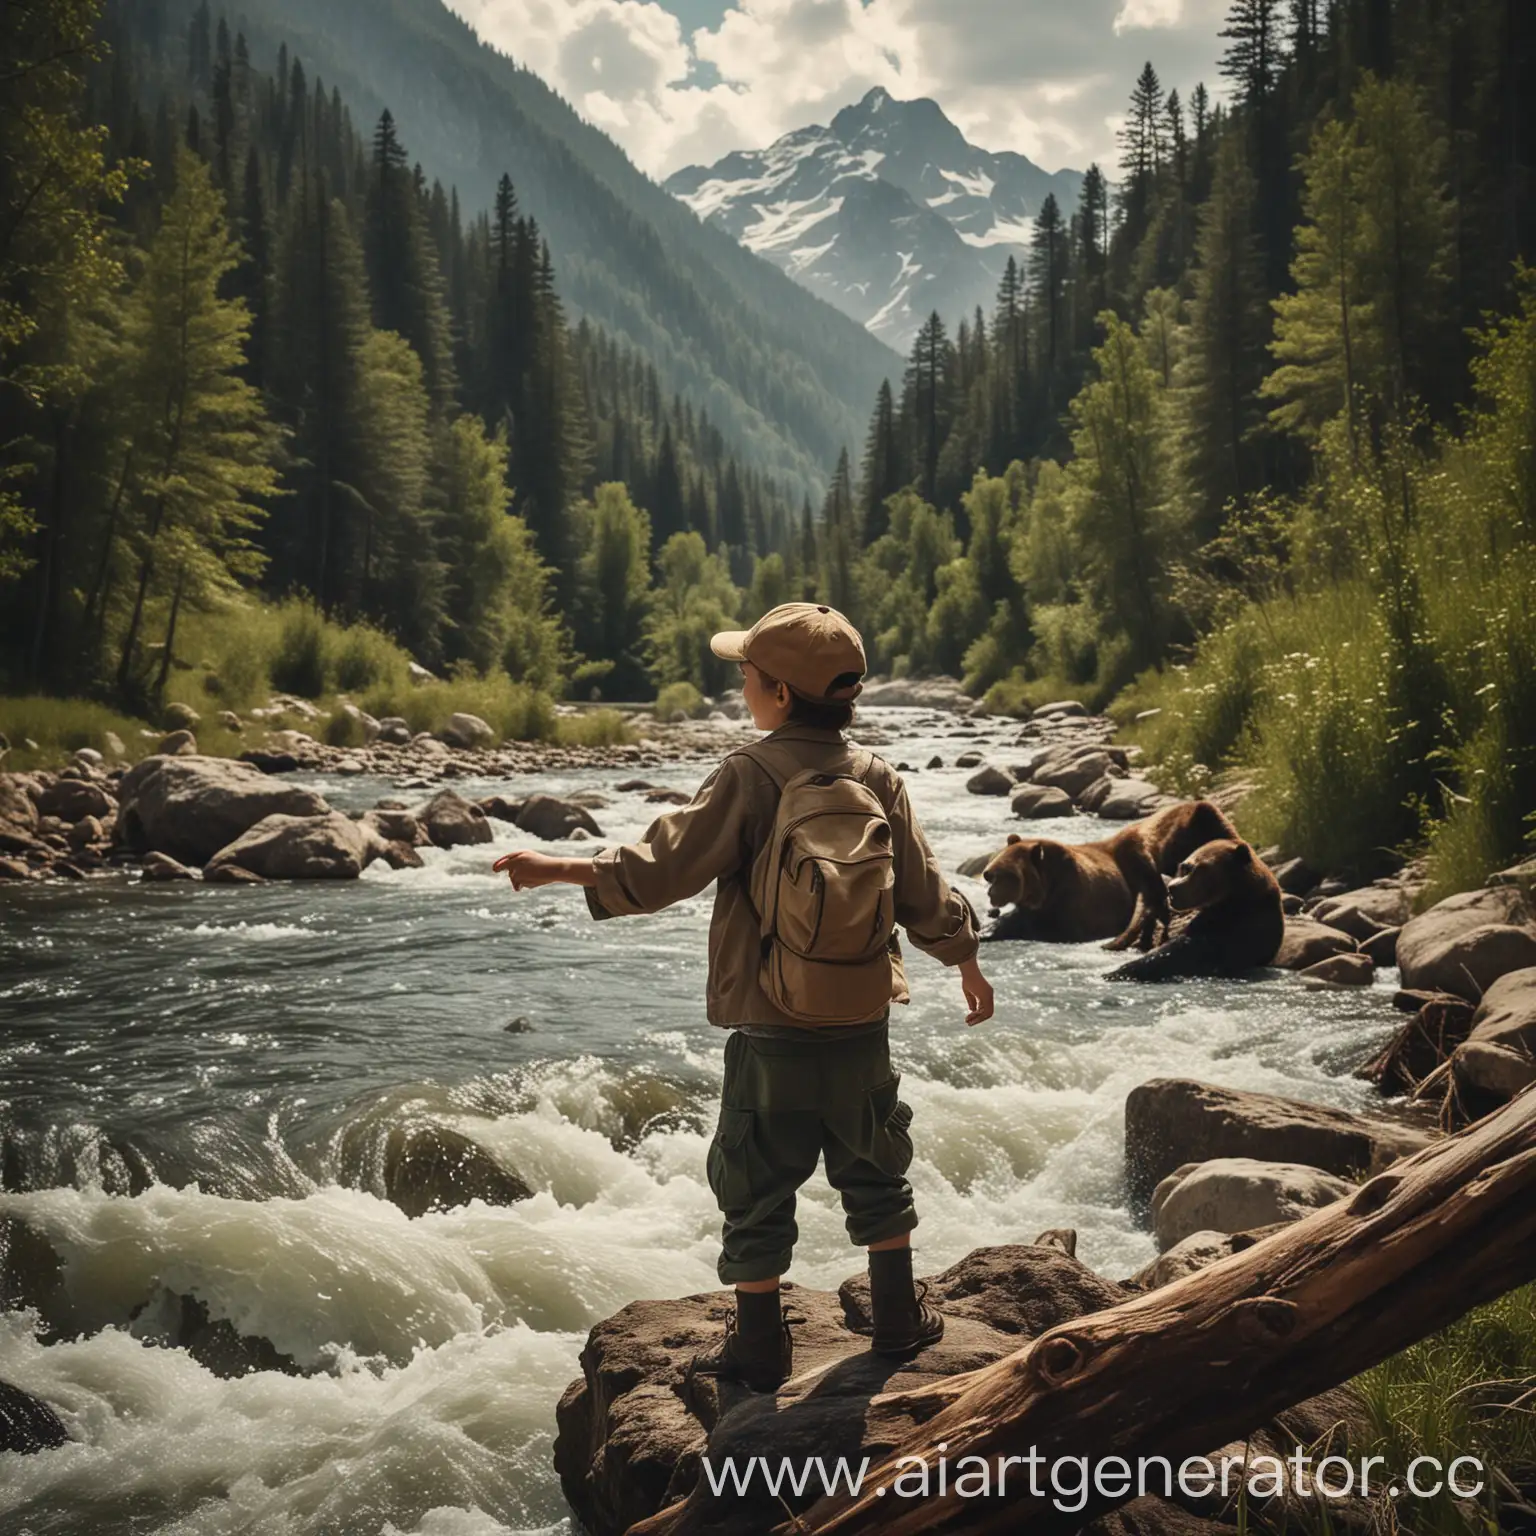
133, 0, 897, 500
0, 0, 846, 721
815, 0, 1536, 893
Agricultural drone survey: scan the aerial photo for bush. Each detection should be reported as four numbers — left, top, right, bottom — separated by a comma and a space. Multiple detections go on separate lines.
359, 672, 558, 743
333, 623, 410, 695
556, 708, 635, 747
269, 605, 329, 698
654, 680, 705, 720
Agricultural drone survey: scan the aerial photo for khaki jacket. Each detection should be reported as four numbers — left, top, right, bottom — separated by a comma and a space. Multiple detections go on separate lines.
586, 724, 979, 1028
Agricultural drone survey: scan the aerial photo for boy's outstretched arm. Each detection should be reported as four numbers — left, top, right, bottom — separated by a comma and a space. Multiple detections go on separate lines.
493, 851, 598, 889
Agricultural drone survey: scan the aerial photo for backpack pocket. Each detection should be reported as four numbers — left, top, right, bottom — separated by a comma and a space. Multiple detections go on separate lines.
761, 943, 894, 1026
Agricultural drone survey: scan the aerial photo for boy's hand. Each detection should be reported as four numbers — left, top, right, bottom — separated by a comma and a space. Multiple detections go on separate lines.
494, 850, 576, 890
958, 956, 994, 1026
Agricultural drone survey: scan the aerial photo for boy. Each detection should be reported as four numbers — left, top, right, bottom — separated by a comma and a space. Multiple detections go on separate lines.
495, 602, 994, 1391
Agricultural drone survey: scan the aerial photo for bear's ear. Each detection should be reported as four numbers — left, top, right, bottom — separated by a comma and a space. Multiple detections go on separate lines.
1006, 833, 1022, 846
1233, 841, 1254, 864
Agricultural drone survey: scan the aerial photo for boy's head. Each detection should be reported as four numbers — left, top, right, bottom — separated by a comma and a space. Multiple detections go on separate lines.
712, 605, 866, 731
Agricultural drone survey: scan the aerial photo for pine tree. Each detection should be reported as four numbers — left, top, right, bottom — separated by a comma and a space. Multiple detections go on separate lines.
113, 150, 278, 699
1178, 134, 1269, 538
1118, 62, 1166, 246
1029, 195, 1070, 418
818, 446, 858, 617
858, 378, 902, 544
1220, 0, 1284, 105
904, 312, 953, 504
574, 482, 652, 699
364, 110, 455, 409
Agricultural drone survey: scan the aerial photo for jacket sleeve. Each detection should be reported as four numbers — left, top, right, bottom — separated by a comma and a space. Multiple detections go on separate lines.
886, 771, 979, 966
585, 756, 755, 920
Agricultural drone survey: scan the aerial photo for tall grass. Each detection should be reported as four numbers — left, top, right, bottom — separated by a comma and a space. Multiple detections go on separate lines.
0, 697, 154, 770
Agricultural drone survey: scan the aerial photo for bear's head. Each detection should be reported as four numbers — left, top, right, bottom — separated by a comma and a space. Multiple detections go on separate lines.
1167, 839, 1255, 912
982, 834, 1068, 912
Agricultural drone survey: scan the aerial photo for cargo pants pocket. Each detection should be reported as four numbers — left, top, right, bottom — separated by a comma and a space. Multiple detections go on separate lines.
866, 1075, 915, 1178
706, 1105, 756, 1212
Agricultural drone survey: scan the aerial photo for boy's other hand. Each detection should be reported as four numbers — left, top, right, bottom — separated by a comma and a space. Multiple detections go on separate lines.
958, 956, 994, 1026
494, 850, 568, 890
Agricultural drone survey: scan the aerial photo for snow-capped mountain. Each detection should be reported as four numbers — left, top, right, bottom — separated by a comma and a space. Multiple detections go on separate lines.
665, 88, 1084, 352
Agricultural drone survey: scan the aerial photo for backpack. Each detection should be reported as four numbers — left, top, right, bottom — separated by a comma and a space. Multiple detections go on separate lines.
740, 740, 898, 1026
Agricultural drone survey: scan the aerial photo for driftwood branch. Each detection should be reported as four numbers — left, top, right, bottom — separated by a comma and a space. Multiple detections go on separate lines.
637, 1084, 1536, 1536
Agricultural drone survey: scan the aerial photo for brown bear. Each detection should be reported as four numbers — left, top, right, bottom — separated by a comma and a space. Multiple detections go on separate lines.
1107, 838, 1284, 981
980, 800, 1240, 948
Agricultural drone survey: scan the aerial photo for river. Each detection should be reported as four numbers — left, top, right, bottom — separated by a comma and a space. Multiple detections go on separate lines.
0, 708, 1403, 1535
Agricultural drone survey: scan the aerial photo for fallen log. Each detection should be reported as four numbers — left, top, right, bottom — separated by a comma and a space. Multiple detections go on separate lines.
633, 1083, 1536, 1536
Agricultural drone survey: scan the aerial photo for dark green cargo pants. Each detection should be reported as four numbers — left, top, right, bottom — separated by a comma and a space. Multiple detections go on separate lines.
708, 1025, 918, 1284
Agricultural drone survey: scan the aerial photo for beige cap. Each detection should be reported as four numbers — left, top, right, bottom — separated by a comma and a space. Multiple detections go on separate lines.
710, 603, 867, 701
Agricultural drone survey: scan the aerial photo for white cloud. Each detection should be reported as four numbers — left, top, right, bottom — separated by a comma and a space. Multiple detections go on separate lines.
442, 0, 1229, 181
1114, 0, 1184, 31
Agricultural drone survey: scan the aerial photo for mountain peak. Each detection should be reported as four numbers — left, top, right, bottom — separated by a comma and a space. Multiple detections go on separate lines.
667, 92, 1084, 350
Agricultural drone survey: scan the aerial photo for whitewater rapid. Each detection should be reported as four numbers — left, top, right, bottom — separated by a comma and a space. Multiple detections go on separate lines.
0, 709, 1403, 1534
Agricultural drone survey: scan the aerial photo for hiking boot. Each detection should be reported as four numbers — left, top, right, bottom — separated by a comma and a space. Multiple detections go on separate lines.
868, 1246, 944, 1357
689, 1288, 793, 1392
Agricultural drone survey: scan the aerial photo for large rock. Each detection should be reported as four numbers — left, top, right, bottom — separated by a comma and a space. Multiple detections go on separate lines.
413, 788, 494, 848
1300, 952, 1376, 987
1273, 916, 1358, 969
1151, 1157, 1357, 1251
155, 728, 198, 756
381, 1125, 532, 1218
116, 755, 330, 864
1010, 782, 1073, 818
1124, 1078, 1434, 1203
1311, 883, 1413, 939
35, 776, 113, 822
1396, 886, 1536, 998
359, 807, 429, 847
0, 773, 41, 854
440, 712, 495, 750
857, 677, 972, 711
1451, 1040, 1536, 1104
1034, 749, 1118, 799
1096, 778, 1171, 820
205, 811, 371, 880
554, 1238, 1122, 1536
516, 794, 604, 841
0, 1379, 68, 1454
1465, 966, 1536, 1056
964, 764, 1015, 796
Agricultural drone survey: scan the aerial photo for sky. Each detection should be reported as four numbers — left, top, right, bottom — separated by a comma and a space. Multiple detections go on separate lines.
441, 0, 1234, 181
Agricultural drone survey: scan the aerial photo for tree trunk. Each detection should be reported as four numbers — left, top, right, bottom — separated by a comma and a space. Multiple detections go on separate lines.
637, 1085, 1536, 1536
153, 564, 186, 698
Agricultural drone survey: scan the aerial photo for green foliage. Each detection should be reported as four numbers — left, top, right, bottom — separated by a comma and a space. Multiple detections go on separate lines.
1352, 1284, 1536, 1536
555, 708, 635, 747
646, 531, 740, 694
654, 681, 705, 720
573, 483, 653, 699
0, 696, 148, 770
269, 605, 329, 698
359, 672, 556, 742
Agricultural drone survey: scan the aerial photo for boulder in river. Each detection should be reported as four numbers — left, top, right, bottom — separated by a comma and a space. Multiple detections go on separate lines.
516, 793, 603, 840
359, 807, 429, 847
1124, 1077, 1434, 1203
1151, 1157, 1357, 1251
1452, 1040, 1536, 1106
475, 795, 525, 823
964, 764, 1014, 796
141, 851, 196, 882
1300, 951, 1376, 987
1396, 886, 1536, 999
413, 788, 494, 848
1095, 778, 1170, 820
1010, 782, 1073, 818
1310, 883, 1414, 939
130, 1288, 301, 1379
116, 754, 330, 864
205, 810, 371, 880
1273, 915, 1358, 969
1034, 748, 1118, 799
381, 1125, 533, 1218
0, 1378, 68, 1455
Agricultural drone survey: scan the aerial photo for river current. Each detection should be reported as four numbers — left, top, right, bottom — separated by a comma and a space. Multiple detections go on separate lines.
0, 708, 1403, 1535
